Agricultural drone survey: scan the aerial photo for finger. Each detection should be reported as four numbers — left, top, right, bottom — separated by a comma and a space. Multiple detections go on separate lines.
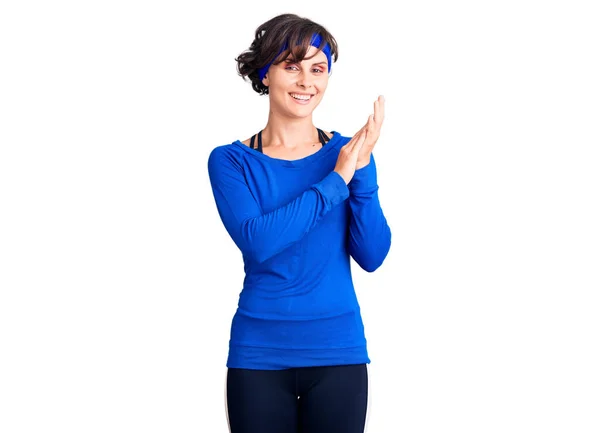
353, 130, 367, 154
368, 114, 375, 133
346, 124, 367, 150
374, 95, 385, 124
379, 95, 385, 123
355, 123, 369, 145
356, 123, 367, 139
373, 98, 379, 124
364, 114, 375, 142
342, 134, 358, 150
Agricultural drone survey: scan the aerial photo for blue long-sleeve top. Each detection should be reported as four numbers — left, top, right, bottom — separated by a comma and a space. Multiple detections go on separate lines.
207, 131, 391, 370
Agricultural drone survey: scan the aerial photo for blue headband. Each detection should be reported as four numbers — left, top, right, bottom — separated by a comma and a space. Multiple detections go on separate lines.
258, 33, 332, 81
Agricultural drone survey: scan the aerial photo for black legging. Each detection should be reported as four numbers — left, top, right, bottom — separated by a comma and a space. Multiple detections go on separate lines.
226, 363, 368, 433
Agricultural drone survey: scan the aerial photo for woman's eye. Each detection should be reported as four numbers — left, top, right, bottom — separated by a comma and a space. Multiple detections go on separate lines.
284, 65, 324, 73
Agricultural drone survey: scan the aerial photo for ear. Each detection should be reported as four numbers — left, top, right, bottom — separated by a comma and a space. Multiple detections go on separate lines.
262, 74, 269, 87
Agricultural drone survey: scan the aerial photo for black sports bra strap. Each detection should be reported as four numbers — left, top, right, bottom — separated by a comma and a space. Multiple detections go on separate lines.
251, 127, 329, 153
317, 128, 330, 146
257, 130, 263, 153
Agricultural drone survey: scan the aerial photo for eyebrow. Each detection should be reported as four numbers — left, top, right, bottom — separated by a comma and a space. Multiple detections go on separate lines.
284, 58, 327, 66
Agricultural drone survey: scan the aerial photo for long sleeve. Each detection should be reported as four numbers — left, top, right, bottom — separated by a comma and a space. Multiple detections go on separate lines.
347, 153, 392, 272
207, 146, 350, 264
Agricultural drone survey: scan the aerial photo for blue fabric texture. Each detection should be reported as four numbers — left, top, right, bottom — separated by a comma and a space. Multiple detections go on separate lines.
207, 131, 391, 370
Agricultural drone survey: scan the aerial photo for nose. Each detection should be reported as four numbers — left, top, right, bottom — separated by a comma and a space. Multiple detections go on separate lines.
296, 69, 314, 88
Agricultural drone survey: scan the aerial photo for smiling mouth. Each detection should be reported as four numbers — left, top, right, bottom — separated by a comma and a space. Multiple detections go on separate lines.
289, 93, 314, 101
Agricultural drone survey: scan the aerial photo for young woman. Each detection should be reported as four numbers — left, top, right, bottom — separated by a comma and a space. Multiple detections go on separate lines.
207, 13, 392, 433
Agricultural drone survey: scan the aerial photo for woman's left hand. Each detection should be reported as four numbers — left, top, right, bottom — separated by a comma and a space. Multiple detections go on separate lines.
356, 95, 385, 169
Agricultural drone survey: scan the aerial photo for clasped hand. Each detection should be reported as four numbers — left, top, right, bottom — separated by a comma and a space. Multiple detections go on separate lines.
333, 95, 385, 184
355, 95, 385, 169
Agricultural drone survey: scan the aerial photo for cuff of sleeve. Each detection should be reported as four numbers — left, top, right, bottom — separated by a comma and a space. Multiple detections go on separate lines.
313, 171, 349, 207
349, 154, 378, 193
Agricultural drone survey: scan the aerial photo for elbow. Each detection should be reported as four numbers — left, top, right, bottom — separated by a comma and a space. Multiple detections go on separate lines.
353, 230, 392, 273
236, 221, 272, 264
358, 250, 389, 272
245, 248, 270, 264
239, 240, 271, 264
361, 260, 382, 273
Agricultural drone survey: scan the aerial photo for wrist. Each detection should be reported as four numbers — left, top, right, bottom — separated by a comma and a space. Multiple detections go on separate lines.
356, 158, 370, 170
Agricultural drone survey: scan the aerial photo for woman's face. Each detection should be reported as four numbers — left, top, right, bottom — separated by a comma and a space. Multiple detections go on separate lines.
263, 46, 329, 119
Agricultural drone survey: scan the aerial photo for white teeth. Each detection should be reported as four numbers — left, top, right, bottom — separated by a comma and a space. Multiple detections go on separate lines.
290, 93, 311, 100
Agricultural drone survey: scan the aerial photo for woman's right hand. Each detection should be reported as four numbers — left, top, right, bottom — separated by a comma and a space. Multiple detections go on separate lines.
334, 129, 367, 184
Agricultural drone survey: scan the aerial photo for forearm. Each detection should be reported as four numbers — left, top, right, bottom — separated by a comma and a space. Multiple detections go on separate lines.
347, 192, 391, 272
347, 154, 392, 271
208, 146, 350, 264
237, 172, 349, 262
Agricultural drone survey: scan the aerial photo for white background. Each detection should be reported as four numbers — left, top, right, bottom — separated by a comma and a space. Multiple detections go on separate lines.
1, 0, 599, 432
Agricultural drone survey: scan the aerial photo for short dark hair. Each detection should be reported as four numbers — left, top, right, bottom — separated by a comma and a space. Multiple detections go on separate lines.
235, 13, 339, 95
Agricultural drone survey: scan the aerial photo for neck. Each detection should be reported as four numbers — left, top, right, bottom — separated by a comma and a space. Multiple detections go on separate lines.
261, 111, 318, 148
